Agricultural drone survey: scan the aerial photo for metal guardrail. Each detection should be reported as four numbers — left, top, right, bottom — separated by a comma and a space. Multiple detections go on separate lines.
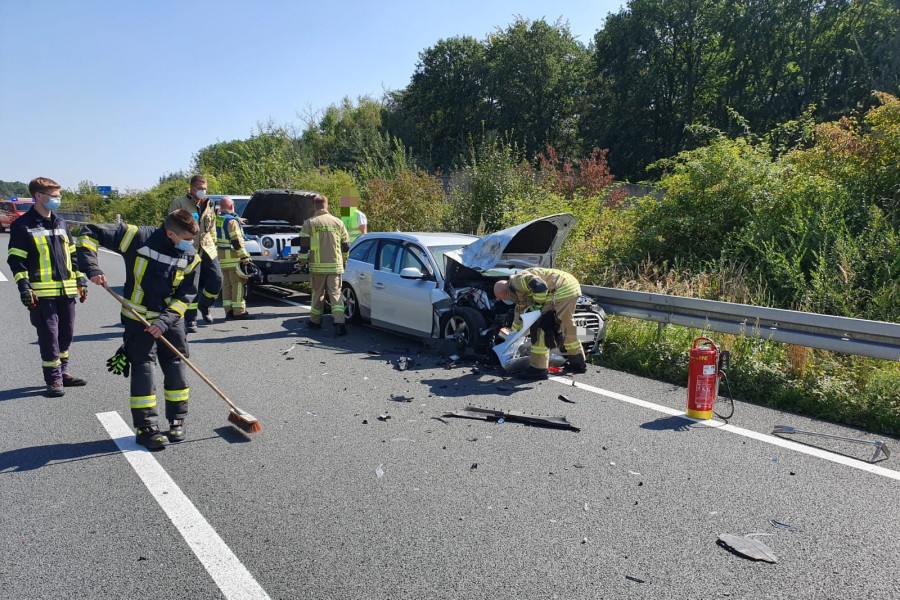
582, 285, 900, 361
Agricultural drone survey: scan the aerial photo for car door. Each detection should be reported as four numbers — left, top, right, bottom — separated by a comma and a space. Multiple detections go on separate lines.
343, 238, 377, 319
371, 241, 436, 337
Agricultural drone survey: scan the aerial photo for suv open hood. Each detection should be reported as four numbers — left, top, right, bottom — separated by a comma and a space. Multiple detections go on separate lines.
242, 189, 320, 225
448, 213, 576, 272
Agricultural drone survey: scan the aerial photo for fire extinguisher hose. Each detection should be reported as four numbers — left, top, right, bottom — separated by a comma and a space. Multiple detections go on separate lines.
714, 370, 736, 420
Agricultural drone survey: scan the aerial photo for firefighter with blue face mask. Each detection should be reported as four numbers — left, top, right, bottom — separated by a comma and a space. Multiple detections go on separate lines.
7, 177, 89, 397
169, 175, 221, 331
494, 267, 587, 380
78, 210, 201, 451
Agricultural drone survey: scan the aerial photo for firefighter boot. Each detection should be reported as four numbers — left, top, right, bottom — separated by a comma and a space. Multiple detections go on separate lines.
166, 419, 186, 443
185, 321, 199, 333
45, 381, 65, 397
564, 355, 588, 374
335, 323, 348, 337
136, 426, 169, 451
518, 366, 549, 381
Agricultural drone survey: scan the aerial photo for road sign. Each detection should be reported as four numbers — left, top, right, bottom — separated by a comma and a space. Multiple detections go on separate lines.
97, 186, 112, 197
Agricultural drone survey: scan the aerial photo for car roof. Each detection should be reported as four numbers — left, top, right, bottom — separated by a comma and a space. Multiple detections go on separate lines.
356, 231, 479, 247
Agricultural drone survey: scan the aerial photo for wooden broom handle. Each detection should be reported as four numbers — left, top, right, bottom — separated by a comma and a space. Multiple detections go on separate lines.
103, 284, 240, 412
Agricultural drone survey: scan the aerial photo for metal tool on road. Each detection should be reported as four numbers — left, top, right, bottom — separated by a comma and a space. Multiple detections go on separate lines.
103, 284, 262, 434
772, 424, 890, 462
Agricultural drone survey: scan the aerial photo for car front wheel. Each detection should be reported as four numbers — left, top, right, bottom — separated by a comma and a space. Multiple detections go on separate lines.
342, 284, 362, 324
441, 307, 487, 351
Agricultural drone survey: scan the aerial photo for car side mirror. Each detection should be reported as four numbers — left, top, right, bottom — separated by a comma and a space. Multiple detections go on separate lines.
400, 267, 428, 280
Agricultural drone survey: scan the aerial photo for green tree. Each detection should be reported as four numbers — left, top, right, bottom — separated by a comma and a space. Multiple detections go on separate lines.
485, 18, 591, 160
391, 36, 492, 170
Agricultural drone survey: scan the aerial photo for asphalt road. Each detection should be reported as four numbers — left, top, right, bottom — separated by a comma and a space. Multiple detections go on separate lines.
1, 233, 898, 600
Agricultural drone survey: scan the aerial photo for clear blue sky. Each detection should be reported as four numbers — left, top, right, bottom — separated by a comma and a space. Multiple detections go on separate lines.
0, 0, 624, 192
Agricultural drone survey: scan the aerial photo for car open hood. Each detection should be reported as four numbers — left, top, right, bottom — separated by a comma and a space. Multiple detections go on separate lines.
448, 213, 577, 271
241, 189, 320, 225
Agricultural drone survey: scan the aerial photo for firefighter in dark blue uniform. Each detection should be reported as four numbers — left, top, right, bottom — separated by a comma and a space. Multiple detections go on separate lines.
7, 177, 88, 397
77, 210, 201, 450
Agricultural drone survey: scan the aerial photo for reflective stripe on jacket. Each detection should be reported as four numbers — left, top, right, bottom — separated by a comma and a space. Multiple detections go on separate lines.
298, 209, 349, 274
215, 213, 250, 267
77, 223, 200, 333
6, 207, 84, 298
508, 268, 581, 331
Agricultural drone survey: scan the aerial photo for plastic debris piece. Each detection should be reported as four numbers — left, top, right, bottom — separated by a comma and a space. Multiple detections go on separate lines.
497, 417, 505, 424
628, 470, 641, 476
443, 405, 580, 432
390, 395, 414, 403
771, 520, 799, 532
396, 356, 412, 371
377, 414, 391, 422
362, 419, 368, 424
625, 576, 646, 584
583, 502, 589, 512
471, 463, 478, 469
375, 464, 384, 478
449, 354, 460, 361
558, 394, 575, 403
548, 366, 562, 374
431, 417, 449, 425
367, 350, 382, 355
717, 534, 778, 563
281, 344, 296, 355
285, 357, 295, 361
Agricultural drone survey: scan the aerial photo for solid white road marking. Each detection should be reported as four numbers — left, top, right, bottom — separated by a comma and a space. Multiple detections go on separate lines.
96, 411, 271, 600
550, 376, 900, 482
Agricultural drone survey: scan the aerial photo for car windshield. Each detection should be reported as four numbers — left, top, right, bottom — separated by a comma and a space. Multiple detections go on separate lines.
427, 243, 471, 277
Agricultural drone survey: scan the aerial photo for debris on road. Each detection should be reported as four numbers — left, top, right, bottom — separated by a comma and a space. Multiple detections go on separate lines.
443, 405, 580, 432
367, 350, 382, 355
377, 414, 391, 422
771, 520, 800, 532
717, 534, 778, 563
395, 356, 413, 371
375, 464, 384, 478
389, 394, 414, 403
625, 575, 646, 584
431, 416, 449, 425
280, 344, 296, 355
558, 394, 575, 403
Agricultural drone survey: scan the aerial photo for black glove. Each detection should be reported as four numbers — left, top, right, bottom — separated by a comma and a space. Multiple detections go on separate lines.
106, 345, 130, 377
20, 286, 37, 309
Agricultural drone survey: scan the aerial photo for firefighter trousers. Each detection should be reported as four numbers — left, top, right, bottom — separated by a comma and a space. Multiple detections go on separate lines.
528, 295, 585, 370
220, 263, 247, 315
309, 273, 344, 325
186, 253, 222, 321
29, 296, 76, 385
122, 318, 189, 429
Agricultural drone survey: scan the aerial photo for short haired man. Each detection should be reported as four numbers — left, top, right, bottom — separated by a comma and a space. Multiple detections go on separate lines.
297, 195, 351, 336
78, 210, 201, 450
169, 175, 222, 331
494, 267, 587, 380
7, 177, 89, 396
215, 196, 253, 320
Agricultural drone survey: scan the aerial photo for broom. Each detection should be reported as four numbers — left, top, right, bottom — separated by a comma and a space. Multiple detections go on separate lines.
103, 284, 262, 434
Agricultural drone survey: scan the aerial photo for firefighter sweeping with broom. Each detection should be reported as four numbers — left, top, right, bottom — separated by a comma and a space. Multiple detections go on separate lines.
77, 210, 201, 450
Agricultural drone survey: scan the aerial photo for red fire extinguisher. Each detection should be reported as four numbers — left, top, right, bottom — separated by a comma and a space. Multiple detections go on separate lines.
687, 337, 722, 420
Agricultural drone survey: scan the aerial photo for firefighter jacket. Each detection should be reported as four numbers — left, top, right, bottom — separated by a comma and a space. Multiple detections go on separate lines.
507, 267, 581, 332
215, 213, 250, 268
77, 223, 201, 334
297, 209, 350, 274
169, 194, 217, 260
6, 207, 86, 298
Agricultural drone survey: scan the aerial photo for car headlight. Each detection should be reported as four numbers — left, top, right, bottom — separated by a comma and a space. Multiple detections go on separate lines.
261, 237, 275, 249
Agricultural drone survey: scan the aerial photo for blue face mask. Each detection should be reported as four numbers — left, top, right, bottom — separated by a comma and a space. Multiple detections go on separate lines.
175, 239, 193, 252
45, 196, 61, 211
502, 299, 515, 305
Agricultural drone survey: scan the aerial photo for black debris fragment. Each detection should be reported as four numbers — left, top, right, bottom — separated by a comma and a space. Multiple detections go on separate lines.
377, 414, 391, 422
470, 463, 478, 469
625, 576, 646, 584
396, 356, 413, 371
367, 350, 382, 355
362, 419, 369, 424
443, 405, 580, 432
558, 394, 575, 403
431, 417, 449, 425
390, 395, 414, 403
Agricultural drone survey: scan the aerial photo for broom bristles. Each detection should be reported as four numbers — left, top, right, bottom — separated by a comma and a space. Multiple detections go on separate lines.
228, 409, 262, 433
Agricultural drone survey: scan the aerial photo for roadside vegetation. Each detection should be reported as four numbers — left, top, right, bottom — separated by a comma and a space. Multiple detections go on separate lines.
12, 2, 896, 434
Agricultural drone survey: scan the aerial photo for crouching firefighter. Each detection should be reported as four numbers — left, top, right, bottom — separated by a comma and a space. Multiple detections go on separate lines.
215, 196, 253, 320
494, 267, 587, 380
297, 194, 351, 336
77, 210, 201, 450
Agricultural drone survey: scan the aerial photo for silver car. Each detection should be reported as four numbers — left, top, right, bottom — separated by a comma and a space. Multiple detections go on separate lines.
341, 214, 605, 354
